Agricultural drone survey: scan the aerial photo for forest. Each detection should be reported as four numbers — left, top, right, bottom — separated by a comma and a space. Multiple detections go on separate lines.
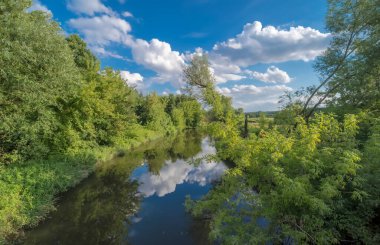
1, 0, 379, 244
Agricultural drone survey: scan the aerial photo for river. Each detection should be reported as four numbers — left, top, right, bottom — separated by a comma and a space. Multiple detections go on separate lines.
23, 131, 227, 245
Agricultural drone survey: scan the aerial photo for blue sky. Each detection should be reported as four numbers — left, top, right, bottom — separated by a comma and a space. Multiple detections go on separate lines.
30, 0, 329, 111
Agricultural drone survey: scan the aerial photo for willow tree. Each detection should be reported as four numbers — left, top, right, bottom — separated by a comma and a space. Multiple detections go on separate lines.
184, 55, 236, 121
302, 0, 380, 119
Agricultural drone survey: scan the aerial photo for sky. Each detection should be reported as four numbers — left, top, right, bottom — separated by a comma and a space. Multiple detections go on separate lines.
29, 0, 329, 112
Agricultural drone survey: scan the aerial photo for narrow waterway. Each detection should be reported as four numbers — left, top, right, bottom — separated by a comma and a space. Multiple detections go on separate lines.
23, 131, 227, 245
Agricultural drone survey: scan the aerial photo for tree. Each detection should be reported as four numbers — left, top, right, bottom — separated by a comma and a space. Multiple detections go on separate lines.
79, 68, 139, 146
179, 100, 203, 128
66, 34, 100, 81
301, 0, 380, 120
137, 93, 174, 133
183, 55, 235, 121
0, 0, 82, 164
187, 114, 368, 244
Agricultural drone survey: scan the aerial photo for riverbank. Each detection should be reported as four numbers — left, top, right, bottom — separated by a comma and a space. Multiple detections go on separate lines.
0, 127, 168, 243
21, 131, 220, 244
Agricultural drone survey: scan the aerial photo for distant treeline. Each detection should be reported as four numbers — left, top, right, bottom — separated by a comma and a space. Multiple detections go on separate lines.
245, 111, 278, 118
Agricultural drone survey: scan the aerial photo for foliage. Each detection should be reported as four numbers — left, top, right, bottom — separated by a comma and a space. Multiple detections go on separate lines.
0, 1, 205, 242
184, 55, 236, 121
298, 0, 380, 119
187, 114, 377, 244
183, 12, 379, 243
66, 34, 100, 81
0, 0, 82, 164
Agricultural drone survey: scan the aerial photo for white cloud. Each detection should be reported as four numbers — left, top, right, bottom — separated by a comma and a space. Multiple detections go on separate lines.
208, 53, 246, 83
213, 70, 246, 84
68, 15, 132, 46
130, 38, 185, 86
217, 84, 292, 111
247, 66, 291, 83
68, 14, 185, 88
213, 21, 330, 66
67, 0, 114, 16
28, 0, 52, 16
120, 70, 144, 87
122, 11, 134, 18
91, 46, 125, 60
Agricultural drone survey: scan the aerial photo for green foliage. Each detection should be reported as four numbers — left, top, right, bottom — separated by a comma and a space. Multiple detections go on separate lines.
137, 92, 175, 133
0, 155, 94, 243
0, 0, 82, 164
66, 34, 100, 80
0, 2, 204, 242
183, 43, 378, 244
297, 0, 380, 119
171, 107, 186, 130
79, 68, 139, 146
179, 100, 203, 128
188, 114, 369, 244
183, 55, 235, 121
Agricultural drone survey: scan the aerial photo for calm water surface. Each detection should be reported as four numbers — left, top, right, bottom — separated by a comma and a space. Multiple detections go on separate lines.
24, 132, 226, 245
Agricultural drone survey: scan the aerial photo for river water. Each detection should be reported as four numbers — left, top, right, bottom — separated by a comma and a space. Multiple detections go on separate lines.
23, 132, 227, 245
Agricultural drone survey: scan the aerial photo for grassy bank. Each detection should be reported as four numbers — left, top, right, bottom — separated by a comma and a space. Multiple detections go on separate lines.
0, 127, 166, 243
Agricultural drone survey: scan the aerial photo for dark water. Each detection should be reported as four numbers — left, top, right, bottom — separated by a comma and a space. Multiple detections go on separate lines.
23, 132, 226, 245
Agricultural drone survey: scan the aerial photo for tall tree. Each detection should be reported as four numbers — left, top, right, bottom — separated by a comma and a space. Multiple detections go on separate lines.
183, 55, 235, 121
66, 34, 100, 81
302, 0, 380, 119
0, 0, 82, 164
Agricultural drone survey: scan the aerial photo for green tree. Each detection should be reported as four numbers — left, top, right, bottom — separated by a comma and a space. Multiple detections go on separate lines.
301, 0, 380, 119
184, 55, 234, 121
179, 100, 203, 128
188, 114, 367, 244
0, 0, 82, 164
79, 68, 138, 146
137, 93, 174, 133
66, 34, 100, 81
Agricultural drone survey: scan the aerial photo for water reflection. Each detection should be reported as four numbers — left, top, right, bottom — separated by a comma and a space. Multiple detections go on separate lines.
136, 138, 227, 197
24, 131, 226, 245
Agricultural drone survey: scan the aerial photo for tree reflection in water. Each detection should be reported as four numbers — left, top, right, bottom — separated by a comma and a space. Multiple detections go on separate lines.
24, 131, 225, 245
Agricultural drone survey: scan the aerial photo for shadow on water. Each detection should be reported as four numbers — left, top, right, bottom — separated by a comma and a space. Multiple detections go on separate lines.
23, 131, 226, 245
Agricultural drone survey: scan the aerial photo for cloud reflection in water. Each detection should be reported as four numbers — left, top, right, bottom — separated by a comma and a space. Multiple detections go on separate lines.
136, 138, 227, 197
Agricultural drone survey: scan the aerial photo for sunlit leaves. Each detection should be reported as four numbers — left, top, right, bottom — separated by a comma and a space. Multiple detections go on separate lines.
188, 113, 369, 244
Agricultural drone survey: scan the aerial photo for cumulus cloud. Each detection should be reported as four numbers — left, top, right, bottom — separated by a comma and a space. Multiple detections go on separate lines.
120, 70, 144, 87
28, 0, 52, 16
217, 84, 292, 111
136, 138, 227, 197
130, 38, 185, 86
68, 15, 132, 46
67, 0, 114, 16
213, 21, 330, 66
247, 66, 291, 83
122, 11, 134, 18
64, 12, 328, 100
67, 12, 185, 87
207, 53, 246, 83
